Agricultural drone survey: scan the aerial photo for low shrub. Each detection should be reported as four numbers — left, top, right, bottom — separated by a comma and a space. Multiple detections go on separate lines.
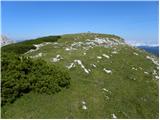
1, 53, 70, 105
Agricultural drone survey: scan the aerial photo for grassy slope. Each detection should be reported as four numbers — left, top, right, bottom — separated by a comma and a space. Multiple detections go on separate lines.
2, 33, 159, 119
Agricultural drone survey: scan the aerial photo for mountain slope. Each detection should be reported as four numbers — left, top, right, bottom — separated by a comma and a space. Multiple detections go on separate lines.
1, 33, 159, 119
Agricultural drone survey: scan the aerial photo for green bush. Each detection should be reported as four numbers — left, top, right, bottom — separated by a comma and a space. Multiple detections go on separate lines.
1, 35, 61, 54
1, 53, 70, 105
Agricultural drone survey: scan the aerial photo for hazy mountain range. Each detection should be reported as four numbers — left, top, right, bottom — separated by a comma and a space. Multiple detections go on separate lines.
137, 46, 159, 57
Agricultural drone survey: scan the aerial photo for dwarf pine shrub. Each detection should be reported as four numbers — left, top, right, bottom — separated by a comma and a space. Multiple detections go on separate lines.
1, 53, 70, 105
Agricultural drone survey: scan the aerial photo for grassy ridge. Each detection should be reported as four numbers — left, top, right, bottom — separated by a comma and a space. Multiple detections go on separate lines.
1, 33, 158, 118
1, 36, 61, 54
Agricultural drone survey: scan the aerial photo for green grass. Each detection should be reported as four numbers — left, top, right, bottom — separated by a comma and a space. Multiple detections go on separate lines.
1, 33, 159, 119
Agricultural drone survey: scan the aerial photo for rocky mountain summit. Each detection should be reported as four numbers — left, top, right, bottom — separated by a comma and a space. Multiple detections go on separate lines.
0, 35, 14, 46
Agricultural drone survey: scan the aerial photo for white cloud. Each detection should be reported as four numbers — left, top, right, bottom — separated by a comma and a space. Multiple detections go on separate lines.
126, 41, 159, 47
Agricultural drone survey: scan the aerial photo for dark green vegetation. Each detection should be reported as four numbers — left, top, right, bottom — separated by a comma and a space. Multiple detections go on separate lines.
1, 33, 159, 119
1, 36, 60, 54
1, 52, 70, 106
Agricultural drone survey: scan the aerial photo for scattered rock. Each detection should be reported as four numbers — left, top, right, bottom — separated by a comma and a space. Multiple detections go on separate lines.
65, 46, 77, 51
103, 68, 112, 74
102, 88, 109, 92
153, 70, 159, 80
139, 67, 143, 70
146, 56, 158, 66
105, 95, 110, 100
132, 67, 137, 71
133, 78, 136, 81
155, 76, 159, 80
153, 70, 157, 75
82, 105, 87, 110
71, 42, 83, 47
112, 51, 118, 54
52, 54, 63, 62
70, 37, 123, 50
30, 53, 43, 58
74, 60, 90, 74
102, 54, 110, 59
66, 63, 75, 69
65, 48, 70, 51
112, 113, 117, 119
133, 52, 138, 55
91, 64, 96, 68
102, 88, 112, 94
25, 42, 53, 54
82, 101, 86, 105
81, 101, 87, 110
97, 56, 102, 59
144, 71, 149, 74
34, 42, 52, 51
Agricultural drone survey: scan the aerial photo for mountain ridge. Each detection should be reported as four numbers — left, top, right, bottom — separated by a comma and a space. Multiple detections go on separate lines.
2, 33, 159, 119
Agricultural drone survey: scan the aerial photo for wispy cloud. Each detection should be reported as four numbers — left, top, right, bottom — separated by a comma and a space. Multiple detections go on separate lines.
126, 41, 159, 47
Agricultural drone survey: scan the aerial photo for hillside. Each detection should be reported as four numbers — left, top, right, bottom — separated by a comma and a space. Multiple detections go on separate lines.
1, 33, 159, 119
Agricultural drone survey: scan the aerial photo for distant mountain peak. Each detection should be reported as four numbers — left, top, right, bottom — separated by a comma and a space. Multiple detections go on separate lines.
0, 35, 14, 46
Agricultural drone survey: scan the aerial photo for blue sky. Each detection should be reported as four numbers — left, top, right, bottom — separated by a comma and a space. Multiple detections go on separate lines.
1, 1, 158, 46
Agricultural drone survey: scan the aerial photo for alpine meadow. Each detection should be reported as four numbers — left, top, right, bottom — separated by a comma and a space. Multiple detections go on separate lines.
1, 1, 159, 119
